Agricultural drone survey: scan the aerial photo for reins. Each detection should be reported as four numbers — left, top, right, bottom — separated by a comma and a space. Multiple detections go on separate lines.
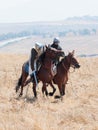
61, 56, 76, 73
62, 61, 68, 72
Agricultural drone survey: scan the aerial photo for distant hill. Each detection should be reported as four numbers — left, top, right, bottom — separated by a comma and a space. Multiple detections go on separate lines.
0, 16, 98, 41
66, 15, 98, 21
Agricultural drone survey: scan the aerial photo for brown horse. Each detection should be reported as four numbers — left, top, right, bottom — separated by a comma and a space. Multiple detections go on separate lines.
43, 50, 80, 98
15, 45, 65, 98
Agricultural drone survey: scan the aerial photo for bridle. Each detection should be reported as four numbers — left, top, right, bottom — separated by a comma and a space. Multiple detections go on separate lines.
62, 56, 76, 73
61, 56, 70, 72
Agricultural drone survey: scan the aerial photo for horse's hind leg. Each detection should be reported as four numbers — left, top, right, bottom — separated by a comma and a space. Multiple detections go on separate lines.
16, 74, 22, 93
49, 81, 56, 96
19, 73, 28, 97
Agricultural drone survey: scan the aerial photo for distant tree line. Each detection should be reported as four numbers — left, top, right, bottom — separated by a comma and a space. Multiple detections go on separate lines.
58, 28, 97, 37
0, 28, 97, 41
0, 31, 31, 41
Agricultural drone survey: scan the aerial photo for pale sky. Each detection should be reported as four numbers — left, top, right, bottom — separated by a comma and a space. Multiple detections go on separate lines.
0, 0, 98, 23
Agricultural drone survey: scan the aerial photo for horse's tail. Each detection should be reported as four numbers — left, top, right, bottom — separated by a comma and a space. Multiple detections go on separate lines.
15, 74, 22, 93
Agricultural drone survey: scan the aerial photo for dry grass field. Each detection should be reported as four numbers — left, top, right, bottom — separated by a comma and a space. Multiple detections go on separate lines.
0, 53, 98, 130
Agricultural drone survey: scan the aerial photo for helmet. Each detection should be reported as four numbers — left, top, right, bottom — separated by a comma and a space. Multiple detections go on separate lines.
35, 42, 43, 51
35, 42, 45, 55
53, 37, 60, 44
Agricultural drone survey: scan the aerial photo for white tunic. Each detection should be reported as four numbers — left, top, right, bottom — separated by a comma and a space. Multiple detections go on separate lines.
29, 43, 45, 75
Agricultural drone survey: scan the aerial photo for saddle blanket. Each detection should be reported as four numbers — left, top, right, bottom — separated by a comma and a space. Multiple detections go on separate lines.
24, 62, 57, 77
24, 62, 29, 74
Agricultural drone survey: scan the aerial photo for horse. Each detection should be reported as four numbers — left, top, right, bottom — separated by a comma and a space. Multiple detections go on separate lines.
15, 45, 65, 98
42, 50, 80, 98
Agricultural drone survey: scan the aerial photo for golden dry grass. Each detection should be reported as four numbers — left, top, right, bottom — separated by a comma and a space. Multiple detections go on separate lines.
0, 54, 98, 130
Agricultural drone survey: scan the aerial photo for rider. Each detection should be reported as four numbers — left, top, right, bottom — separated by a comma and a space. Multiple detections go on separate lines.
51, 37, 64, 64
29, 42, 45, 84
51, 37, 62, 50
50, 37, 65, 75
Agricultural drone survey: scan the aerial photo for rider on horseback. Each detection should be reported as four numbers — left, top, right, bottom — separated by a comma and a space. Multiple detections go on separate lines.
50, 37, 65, 74
29, 38, 64, 83
51, 37, 64, 64
51, 37, 62, 50
29, 42, 45, 84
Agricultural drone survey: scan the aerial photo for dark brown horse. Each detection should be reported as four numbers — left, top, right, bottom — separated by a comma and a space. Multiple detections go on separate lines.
15, 45, 65, 98
43, 50, 80, 98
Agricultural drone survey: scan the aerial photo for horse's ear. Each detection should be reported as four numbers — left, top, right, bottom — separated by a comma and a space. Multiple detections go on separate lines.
72, 50, 75, 56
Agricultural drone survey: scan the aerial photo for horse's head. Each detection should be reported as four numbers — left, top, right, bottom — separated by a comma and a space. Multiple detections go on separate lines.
67, 50, 80, 69
71, 57, 80, 69
45, 45, 65, 59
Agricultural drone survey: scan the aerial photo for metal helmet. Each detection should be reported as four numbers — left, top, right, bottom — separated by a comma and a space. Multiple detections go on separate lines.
53, 37, 60, 44
35, 42, 42, 50
35, 42, 45, 55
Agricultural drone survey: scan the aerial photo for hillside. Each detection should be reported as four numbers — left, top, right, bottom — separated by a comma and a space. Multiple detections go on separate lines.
0, 54, 98, 130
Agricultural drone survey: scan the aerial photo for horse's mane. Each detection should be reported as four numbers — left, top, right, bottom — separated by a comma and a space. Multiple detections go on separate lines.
58, 56, 67, 65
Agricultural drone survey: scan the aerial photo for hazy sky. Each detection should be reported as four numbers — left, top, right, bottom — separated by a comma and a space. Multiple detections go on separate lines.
0, 0, 98, 23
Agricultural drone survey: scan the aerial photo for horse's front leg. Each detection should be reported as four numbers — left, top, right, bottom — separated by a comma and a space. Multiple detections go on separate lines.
49, 81, 56, 96
33, 82, 37, 98
42, 82, 48, 96
62, 84, 66, 96
19, 84, 24, 97
55, 84, 63, 99
62, 78, 68, 96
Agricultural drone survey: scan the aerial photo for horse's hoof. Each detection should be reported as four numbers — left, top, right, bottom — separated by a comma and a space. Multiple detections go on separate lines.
49, 92, 53, 96
46, 93, 48, 97
54, 95, 61, 99
19, 93, 22, 97
16, 86, 18, 93
33, 97, 37, 101
45, 91, 48, 96
63, 93, 65, 96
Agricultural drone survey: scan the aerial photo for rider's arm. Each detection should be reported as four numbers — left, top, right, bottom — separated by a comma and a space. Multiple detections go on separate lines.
57, 45, 62, 50
51, 43, 62, 50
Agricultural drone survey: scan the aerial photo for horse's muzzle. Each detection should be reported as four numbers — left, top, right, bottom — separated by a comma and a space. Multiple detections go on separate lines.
75, 64, 80, 68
